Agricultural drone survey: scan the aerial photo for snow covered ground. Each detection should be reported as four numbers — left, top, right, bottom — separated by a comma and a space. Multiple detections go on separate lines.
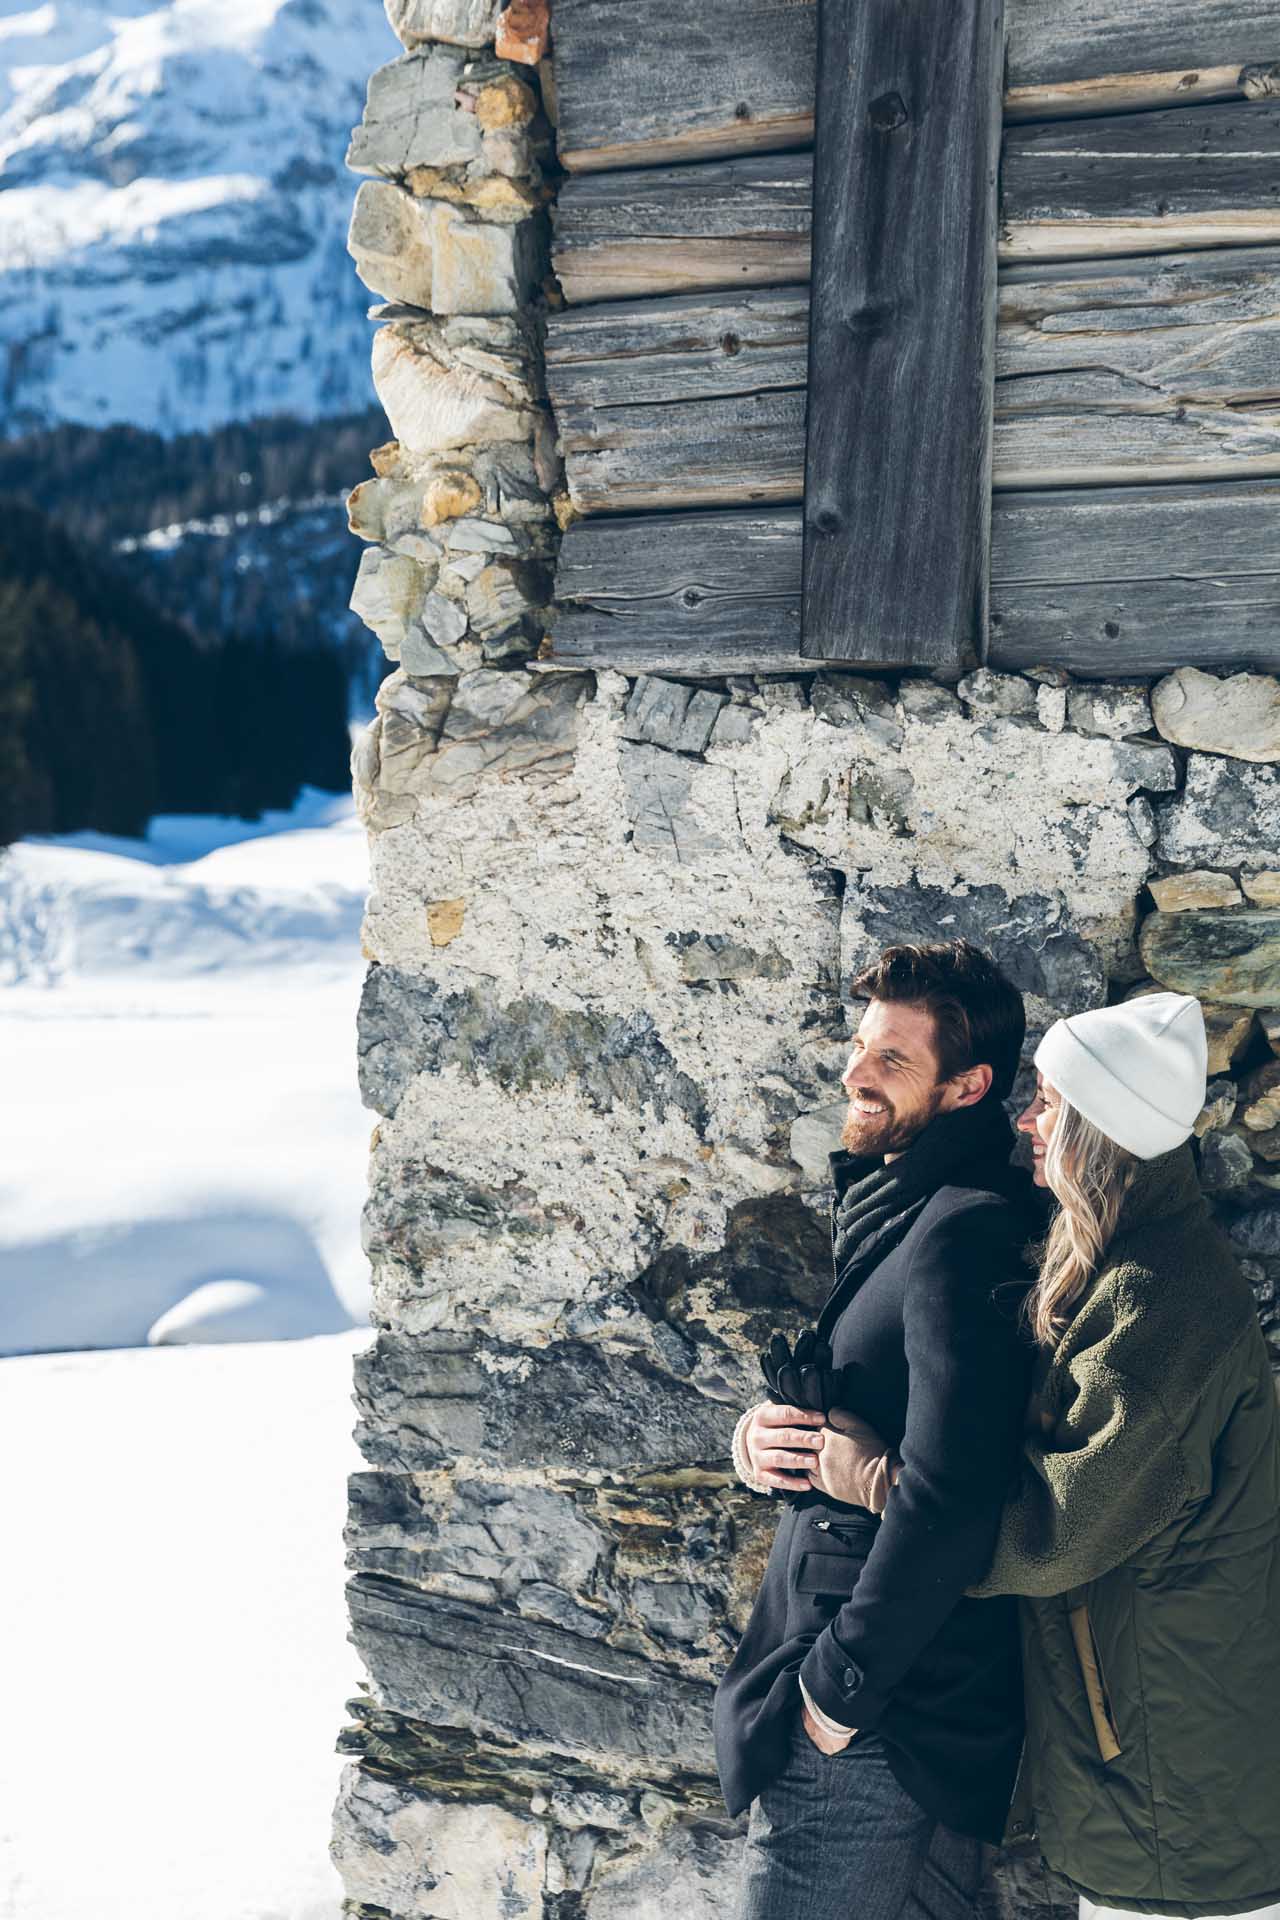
0, 777, 376, 1354
0, 1327, 372, 1920
0, 761, 385, 1917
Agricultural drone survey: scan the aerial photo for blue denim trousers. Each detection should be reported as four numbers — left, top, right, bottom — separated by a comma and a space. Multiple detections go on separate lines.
736, 1716, 984, 1920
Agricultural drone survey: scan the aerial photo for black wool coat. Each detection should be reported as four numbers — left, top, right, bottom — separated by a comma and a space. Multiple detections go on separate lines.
713, 1103, 1040, 1842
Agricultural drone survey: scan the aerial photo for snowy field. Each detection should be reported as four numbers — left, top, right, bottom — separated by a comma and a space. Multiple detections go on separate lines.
0, 1328, 371, 1920
0, 781, 375, 1353
0, 768, 381, 1917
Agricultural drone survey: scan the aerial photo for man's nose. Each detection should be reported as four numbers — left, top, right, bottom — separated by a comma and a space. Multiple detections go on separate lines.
1015, 1102, 1039, 1132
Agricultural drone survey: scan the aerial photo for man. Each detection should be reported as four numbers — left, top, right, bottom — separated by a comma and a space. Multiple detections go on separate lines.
714, 940, 1041, 1920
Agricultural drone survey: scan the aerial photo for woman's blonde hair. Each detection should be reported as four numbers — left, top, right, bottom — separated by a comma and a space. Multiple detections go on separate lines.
1028, 1088, 1138, 1347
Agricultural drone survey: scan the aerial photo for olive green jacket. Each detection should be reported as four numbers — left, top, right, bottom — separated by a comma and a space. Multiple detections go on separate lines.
972, 1145, 1280, 1916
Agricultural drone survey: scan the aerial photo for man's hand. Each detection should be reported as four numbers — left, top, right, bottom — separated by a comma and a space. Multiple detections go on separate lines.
743, 1401, 826, 1491
805, 1409, 900, 1514
801, 1698, 853, 1754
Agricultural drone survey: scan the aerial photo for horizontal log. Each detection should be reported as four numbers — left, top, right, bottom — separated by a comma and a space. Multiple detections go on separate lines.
549, 0, 1280, 173
1004, 0, 1280, 120
546, 287, 809, 510
547, 483, 1280, 676
1002, 99, 1280, 261
551, 154, 813, 307
545, 251, 1280, 511
553, 102, 1280, 303
550, 509, 809, 673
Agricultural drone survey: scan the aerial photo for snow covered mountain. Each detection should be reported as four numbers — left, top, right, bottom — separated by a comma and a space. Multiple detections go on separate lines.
0, 0, 398, 434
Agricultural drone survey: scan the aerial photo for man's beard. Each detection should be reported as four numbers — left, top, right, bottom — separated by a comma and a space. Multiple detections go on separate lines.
840, 1083, 946, 1158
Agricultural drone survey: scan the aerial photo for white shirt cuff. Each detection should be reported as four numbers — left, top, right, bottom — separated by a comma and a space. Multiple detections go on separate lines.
799, 1672, 857, 1738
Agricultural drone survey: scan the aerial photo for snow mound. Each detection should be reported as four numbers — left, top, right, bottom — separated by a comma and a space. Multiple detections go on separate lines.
0, 780, 376, 1354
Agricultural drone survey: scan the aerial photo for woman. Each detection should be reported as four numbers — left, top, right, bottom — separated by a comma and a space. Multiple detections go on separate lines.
741, 991, 1280, 1919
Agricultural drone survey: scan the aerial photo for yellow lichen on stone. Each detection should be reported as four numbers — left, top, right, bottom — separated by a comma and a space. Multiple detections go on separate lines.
551, 489, 578, 531
427, 898, 467, 946
422, 470, 482, 526
405, 165, 464, 202
474, 74, 537, 131
369, 440, 402, 477
466, 174, 541, 218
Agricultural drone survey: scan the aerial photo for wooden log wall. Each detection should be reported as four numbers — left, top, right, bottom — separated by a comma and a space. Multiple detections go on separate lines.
543, 0, 1280, 678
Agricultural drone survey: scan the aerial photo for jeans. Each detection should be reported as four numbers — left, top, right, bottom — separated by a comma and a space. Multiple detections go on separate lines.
737, 1716, 983, 1920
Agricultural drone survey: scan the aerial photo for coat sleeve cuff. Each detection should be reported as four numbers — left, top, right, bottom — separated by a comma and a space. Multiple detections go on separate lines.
799, 1627, 884, 1731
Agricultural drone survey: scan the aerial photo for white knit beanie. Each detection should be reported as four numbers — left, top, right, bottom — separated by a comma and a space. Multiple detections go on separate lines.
1033, 993, 1207, 1160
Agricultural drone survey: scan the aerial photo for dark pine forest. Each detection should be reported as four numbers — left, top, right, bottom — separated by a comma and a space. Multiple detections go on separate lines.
0, 409, 386, 848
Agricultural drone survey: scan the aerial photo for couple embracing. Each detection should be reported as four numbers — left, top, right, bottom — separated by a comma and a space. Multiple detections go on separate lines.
714, 941, 1280, 1920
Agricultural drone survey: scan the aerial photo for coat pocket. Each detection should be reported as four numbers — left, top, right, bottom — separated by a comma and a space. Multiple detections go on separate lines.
795, 1550, 864, 1596
1068, 1602, 1122, 1763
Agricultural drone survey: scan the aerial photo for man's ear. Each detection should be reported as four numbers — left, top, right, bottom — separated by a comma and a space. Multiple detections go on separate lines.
944, 1062, 993, 1111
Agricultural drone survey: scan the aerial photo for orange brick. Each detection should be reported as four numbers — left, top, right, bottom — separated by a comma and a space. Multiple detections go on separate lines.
495, 0, 549, 65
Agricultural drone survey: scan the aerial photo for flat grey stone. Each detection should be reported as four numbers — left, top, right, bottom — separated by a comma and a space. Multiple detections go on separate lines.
1067, 683, 1153, 739
1157, 754, 1280, 869
347, 51, 480, 176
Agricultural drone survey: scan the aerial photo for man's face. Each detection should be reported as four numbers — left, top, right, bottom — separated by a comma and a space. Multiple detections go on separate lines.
840, 999, 950, 1157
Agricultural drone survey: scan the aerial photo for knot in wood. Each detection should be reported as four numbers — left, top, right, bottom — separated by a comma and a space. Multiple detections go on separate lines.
720, 332, 742, 357
681, 588, 703, 609
867, 89, 908, 132
733, 100, 752, 121
1242, 61, 1280, 99
813, 508, 841, 537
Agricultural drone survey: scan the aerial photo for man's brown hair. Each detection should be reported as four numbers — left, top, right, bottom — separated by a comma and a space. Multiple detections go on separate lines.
850, 939, 1025, 1102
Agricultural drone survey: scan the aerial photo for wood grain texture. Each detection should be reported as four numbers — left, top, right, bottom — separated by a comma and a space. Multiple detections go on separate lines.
1001, 100, 1280, 260
548, 0, 1280, 173
550, 509, 809, 673
988, 480, 1280, 672
551, 154, 813, 306
549, 0, 818, 173
553, 99, 1280, 304
545, 287, 809, 511
1004, 0, 1280, 118
545, 250, 1280, 508
799, 0, 1003, 667
548, 484, 1280, 676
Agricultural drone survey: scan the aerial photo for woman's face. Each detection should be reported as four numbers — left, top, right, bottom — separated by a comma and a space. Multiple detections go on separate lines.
1016, 1072, 1060, 1188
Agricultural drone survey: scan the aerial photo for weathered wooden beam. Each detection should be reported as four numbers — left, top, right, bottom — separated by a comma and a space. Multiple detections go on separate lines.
545, 287, 809, 511
548, 483, 1280, 677
1002, 99, 1280, 260
1004, 0, 1280, 121
550, 510, 809, 674
798, 0, 1003, 668
552, 100, 1280, 304
544, 251, 1280, 511
550, 154, 813, 307
989, 480, 1280, 673
548, 0, 1280, 174
996, 250, 1280, 485
549, 0, 818, 173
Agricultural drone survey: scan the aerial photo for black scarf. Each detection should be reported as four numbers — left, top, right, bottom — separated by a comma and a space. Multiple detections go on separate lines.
816, 1097, 1016, 1346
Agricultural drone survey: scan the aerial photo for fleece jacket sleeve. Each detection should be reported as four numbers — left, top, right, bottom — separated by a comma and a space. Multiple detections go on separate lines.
799, 1194, 1033, 1732
967, 1268, 1197, 1600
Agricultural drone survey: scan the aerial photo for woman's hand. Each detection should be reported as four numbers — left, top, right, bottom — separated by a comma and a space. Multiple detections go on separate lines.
805, 1409, 900, 1514
743, 1402, 827, 1491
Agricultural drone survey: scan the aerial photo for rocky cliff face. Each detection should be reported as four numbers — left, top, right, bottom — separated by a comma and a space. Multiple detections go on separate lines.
0, 0, 400, 434
331, 9, 1280, 1917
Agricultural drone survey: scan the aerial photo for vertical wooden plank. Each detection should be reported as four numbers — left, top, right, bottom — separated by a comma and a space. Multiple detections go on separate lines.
800, 0, 1005, 667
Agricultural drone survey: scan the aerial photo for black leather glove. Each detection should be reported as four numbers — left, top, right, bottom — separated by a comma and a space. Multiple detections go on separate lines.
759, 1330, 854, 1418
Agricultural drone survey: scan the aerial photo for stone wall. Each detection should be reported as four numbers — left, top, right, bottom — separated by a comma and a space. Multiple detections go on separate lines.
332, 11, 1280, 1917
